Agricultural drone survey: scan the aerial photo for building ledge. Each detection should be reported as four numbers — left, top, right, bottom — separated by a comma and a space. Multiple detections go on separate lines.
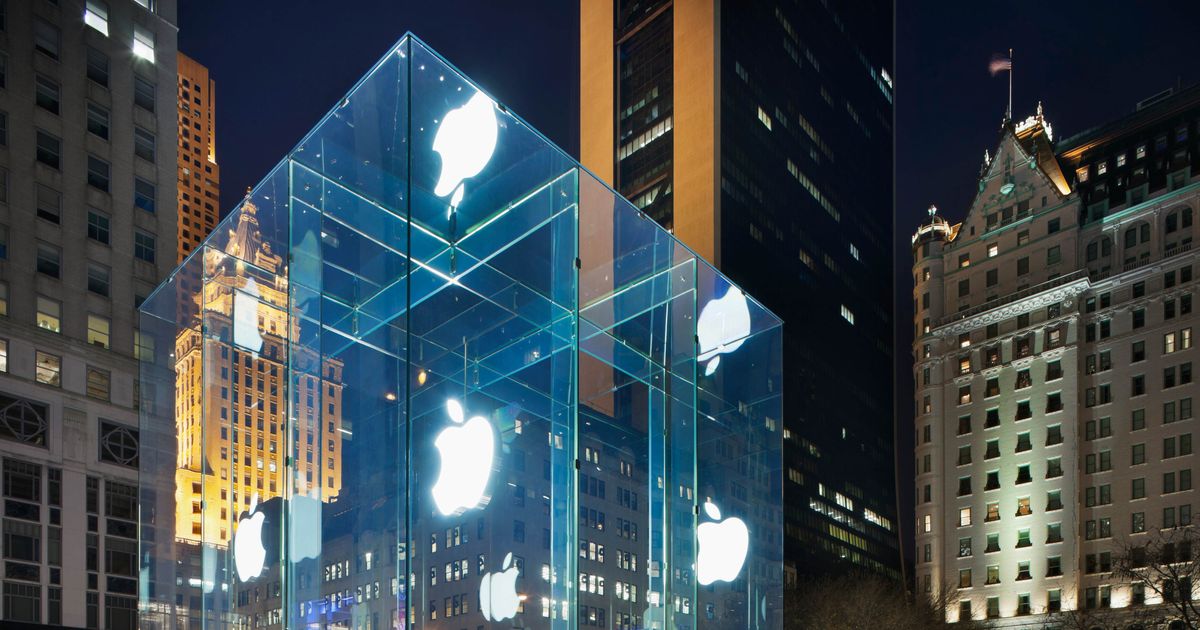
936, 270, 1090, 336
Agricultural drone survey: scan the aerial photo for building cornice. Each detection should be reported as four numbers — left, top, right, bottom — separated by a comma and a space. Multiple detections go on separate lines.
936, 271, 1090, 336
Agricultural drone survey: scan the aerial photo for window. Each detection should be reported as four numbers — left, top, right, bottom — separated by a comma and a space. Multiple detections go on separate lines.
87, 155, 111, 192
99, 421, 138, 468
1046, 424, 1062, 445
986, 533, 1000, 553
1133, 477, 1146, 499
1046, 457, 1062, 478
36, 130, 61, 169
134, 232, 156, 263
87, 264, 110, 297
1016, 496, 1031, 516
1017, 256, 1029, 275
87, 315, 110, 348
957, 476, 971, 496
37, 243, 61, 278
134, 178, 156, 213
85, 1, 110, 35
36, 351, 61, 387
134, 75, 156, 111
86, 367, 110, 400
1047, 522, 1063, 543
132, 26, 155, 62
35, 74, 60, 114
1133, 443, 1146, 465
86, 103, 110, 140
87, 47, 110, 86
840, 305, 854, 324
959, 507, 971, 527
134, 127, 155, 161
36, 184, 61, 224
4, 582, 39, 622
34, 17, 60, 59
88, 211, 111, 244
36, 297, 61, 333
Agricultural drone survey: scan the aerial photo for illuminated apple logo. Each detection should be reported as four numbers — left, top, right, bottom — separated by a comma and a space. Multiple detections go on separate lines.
433, 91, 499, 209
697, 286, 751, 376
233, 277, 264, 354
696, 501, 749, 586
233, 496, 267, 582
479, 552, 521, 622
431, 399, 495, 516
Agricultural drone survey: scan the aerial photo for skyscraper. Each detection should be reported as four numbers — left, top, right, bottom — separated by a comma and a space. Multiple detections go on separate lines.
912, 89, 1200, 622
0, 0, 178, 626
175, 52, 219, 263
580, 0, 899, 579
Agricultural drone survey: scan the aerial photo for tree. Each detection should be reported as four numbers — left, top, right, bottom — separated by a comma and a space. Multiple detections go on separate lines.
784, 573, 980, 630
1112, 526, 1200, 629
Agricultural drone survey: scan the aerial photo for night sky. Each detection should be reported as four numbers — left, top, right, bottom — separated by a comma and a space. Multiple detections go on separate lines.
177, 0, 577, 214
896, 0, 1200, 563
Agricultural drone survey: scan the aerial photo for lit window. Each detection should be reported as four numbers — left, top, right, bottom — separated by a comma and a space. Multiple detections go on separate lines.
840, 305, 855, 325
988, 243, 999, 258
1076, 166, 1089, 183
1097, 161, 1108, 176
86, 367, 110, 400
849, 243, 860, 260
0, 282, 8, 317
1116, 153, 1126, 167
35, 351, 61, 387
134, 331, 155, 361
37, 297, 61, 333
0, 339, 6, 372
132, 25, 155, 62
959, 507, 972, 527
84, 0, 109, 35
87, 314, 110, 349
757, 106, 772, 130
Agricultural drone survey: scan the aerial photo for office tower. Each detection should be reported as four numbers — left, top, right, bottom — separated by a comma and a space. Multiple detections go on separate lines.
175, 52, 218, 263
580, 0, 899, 580
138, 34, 784, 630
0, 0, 178, 627
912, 90, 1200, 622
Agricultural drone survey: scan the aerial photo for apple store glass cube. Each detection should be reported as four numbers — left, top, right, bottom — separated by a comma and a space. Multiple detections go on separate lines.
138, 35, 782, 630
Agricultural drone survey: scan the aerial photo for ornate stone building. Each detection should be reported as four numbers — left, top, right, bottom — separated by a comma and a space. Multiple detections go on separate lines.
913, 89, 1200, 624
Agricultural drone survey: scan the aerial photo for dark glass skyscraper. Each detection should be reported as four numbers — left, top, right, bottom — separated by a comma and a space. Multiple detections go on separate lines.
582, 0, 899, 580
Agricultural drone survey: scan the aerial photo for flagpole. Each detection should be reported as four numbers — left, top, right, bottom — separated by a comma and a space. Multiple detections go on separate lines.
1007, 48, 1013, 121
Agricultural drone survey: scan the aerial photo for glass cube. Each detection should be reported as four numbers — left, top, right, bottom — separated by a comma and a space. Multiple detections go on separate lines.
138, 35, 782, 630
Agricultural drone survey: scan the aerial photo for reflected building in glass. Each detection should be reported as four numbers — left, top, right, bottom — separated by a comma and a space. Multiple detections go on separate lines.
138, 35, 782, 630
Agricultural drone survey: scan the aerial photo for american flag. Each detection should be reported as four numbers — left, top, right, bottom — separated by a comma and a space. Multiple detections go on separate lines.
989, 54, 1012, 76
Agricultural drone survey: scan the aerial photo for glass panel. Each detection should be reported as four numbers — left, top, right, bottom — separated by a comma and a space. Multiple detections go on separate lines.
283, 37, 410, 629
695, 260, 783, 629
405, 38, 578, 629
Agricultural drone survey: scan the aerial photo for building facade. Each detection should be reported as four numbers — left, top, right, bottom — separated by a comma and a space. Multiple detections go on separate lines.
0, 0, 178, 627
139, 34, 784, 630
175, 52, 217, 263
912, 90, 1200, 623
581, 0, 899, 580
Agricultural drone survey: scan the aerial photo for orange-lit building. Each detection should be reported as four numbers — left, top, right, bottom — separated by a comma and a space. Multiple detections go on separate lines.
173, 198, 345, 545
177, 53, 220, 262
